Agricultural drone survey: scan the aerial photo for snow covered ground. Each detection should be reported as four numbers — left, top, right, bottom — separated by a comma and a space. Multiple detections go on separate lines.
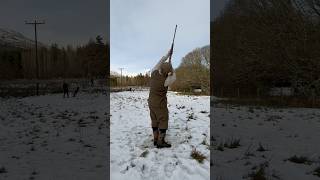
110, 90, 210, 180
212, 100, 320, 180
3, 88, 318, 179
0, 92, 108, 180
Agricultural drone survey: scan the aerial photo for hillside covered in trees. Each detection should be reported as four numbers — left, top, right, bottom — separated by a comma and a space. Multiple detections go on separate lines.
0, 35, 109, 80
212, 0, 320, 98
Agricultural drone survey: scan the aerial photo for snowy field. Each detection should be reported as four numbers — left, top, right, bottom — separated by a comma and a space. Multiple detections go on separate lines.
0, 92, 108, 180
212, 100, 320, 180
110, 90, 210, 180
3, 89, 318, 180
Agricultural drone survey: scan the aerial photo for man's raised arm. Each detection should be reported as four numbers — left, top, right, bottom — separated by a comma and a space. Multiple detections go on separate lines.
151, 48, 173, 73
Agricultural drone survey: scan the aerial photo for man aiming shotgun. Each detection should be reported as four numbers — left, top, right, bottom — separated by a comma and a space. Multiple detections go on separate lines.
148, 25, 177, 148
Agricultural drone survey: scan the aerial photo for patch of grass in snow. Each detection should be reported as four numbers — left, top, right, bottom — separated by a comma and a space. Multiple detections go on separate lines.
175, 105, 186, 109
244, 144, 255, 157
265, 115, 282, 122
248, 162, 269, 180
187, 113, 195, 121
217, 97, 320, 108
313, 167, 320, 177
176, 91, 208, 96
201, 138, 208, 146
214, 138, 241, 151
216, 143, 224, 151
224, 138, 241, 149
287, 155, 313, 165
191, 149, 206, 163
140, 150, 149, 157
0, 166, 7, 173
249, 167, 267, 180
256, 143, 268, 152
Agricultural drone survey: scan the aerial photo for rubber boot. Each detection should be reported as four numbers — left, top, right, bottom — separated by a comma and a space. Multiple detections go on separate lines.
153, 130, 159, 146
156, 131, 171, 148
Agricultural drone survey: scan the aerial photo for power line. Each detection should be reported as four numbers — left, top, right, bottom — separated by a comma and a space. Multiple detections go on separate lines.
25, 19, 45, 96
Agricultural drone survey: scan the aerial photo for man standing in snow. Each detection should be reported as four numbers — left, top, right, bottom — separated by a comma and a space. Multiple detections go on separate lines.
63, 81, 69, 98
148, 48, 176, 148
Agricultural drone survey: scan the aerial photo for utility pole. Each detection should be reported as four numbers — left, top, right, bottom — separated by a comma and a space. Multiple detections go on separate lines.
119, 68, 124, 90
25, 19, 45, 96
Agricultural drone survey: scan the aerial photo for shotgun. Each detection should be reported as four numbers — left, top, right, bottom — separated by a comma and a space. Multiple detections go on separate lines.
169, 25, 177, 63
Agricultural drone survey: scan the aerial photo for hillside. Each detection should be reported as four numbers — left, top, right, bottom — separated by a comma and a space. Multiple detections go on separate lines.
0, 28, 36, 49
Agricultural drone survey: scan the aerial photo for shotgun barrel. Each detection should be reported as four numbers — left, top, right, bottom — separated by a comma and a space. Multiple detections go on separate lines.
169, 25, 177, 63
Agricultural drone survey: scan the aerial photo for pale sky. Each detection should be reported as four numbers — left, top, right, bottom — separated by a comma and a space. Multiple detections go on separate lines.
110, 0, 210, 76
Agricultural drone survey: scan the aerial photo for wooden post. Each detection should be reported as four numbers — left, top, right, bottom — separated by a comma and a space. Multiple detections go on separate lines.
25, 19, 45, 95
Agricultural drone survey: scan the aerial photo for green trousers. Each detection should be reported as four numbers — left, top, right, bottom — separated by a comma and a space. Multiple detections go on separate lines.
149, 105, 169, 129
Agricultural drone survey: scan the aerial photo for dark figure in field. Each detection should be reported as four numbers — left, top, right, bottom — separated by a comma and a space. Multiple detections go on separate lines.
63, 82, 69, 98
73, 86, 80, 97
148, 48, 176, 148
91, 78, 94, 87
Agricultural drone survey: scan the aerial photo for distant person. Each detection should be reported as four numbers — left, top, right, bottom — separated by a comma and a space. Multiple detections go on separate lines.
148, 48, 176, 148
73, 86, 80, 97
91, 78, 94, 87
63, 82, 69, 98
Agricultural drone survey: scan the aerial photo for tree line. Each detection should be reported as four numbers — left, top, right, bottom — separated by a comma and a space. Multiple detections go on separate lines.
0, 35, 109, 80
110, 73, 150, 87
110, 46, 210, 95
171, 45, 210, 94
212, 0, 320, 97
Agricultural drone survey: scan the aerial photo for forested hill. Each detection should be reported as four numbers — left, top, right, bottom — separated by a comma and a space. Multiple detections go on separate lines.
212, 0, 320, 97
0, 29, 109, 80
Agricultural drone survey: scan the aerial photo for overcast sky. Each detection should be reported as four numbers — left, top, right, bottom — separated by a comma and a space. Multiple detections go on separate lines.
0, 0, 109, 47
111, 0, 210, 76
